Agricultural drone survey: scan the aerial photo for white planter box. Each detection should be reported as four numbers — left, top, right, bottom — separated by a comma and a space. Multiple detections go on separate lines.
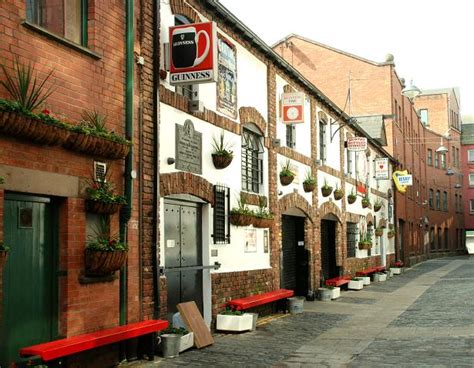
360, 276, 371, 286
216, 313, 253, 332
373, 272, 387, 282
179, 332, 194, 352
391, 267, 402, 275
330, 287, 340, 299
386, 269, 393, 278
348, 279, 364, 290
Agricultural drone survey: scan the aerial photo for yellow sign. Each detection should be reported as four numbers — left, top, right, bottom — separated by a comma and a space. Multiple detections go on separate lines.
393, 170, 408, 193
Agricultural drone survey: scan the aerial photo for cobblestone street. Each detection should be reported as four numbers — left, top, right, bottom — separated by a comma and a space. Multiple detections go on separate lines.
124, 257, 474, 367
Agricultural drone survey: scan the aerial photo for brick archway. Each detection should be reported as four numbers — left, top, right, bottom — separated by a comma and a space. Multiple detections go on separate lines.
160, 172, 214, 205
239, 107, 267, 136
278, 192, 313, 222
319, 201, 343, 224
170, 0, 201, 23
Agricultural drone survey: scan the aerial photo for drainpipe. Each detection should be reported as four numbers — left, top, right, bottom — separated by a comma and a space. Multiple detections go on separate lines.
152, 0, 161, 319
120, 0, 134, 326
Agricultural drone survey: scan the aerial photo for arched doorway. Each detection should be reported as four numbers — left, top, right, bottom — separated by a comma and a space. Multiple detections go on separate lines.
320, 213, 339, 282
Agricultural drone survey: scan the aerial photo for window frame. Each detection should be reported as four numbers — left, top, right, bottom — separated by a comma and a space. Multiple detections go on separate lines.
429, 189, 434, 209
470, 199, 474, 213
241, 126, 264, 194
440, 153, 447, 169
420, 109, 429, 126
346, 222, 358, 258
443, 191, 448, 211
435, 190, 441, 210
319, 120, 327, 164
468, 150, 474, 163
427, 149, 433, 166
286, 124, 296, 149
469, 173, 474, 186
434, 153, 439, 168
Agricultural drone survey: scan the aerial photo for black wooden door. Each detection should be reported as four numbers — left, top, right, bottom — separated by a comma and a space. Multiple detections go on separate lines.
321, 220, 337, 281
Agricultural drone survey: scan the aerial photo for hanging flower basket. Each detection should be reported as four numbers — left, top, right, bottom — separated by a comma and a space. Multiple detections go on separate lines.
85, 200, 123, 215
253, 217, 273, 228
347, 195, 357, 204
374, 204, 382, 212
280, 174, 294, 186
375, 228, 384, 237
211, 153, 233, 169
230, 212, 254, 226
387, 231, 395, 239
0, 111, 71, 146
321, 187, 333, 197
303, 182, 316, 192
334, 190, 344, 200
358, 242, 372, 250
84, 249, 128, 276
64, 131, 131, 159
361, 199, 370, 208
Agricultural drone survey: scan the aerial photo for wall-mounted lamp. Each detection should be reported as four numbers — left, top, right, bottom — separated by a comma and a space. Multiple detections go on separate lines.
401, 80, 421, 100
446, 168, 455, 176
454, 183, 462, 189
167, 157, 175, 165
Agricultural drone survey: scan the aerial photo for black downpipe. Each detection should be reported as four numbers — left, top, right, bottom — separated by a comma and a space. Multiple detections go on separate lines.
152, 0, 161, 319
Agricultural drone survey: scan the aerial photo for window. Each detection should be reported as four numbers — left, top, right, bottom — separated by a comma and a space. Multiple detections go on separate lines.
213, 184, 230, 244
456, 148, 460, 167
469, 173, 474, 186
26, 0, 86, 45
444, 229, 449, 250
469, 150, 474, 163
319, 120, 327, 164
174, 15, 196, 100
454, 194, 458, 212
443, 191, 448, 211
346, 222, 358, 258
427, 149, 433, 166
429, 189, 434, 209
346, 149, 353, 176
470, 199, 474, 213
436, 190, 440, 209
420, 109, 429, 126
440, 153, 446, 169
286, 124, 296, 148
434, 153, 439, 168
430, 227, 435, 250
241, 127, 263, 193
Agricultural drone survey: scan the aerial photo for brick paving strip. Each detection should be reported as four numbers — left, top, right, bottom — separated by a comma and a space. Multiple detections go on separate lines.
122, 258, 474, 367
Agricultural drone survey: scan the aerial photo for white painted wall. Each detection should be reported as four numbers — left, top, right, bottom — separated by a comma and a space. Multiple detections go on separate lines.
317, 172, 342, 211
276, 154, 313, 206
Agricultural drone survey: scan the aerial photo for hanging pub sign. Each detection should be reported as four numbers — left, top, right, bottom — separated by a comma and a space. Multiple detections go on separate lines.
281, 92, 305, 124
347, 137, 367, 151
393, 170, 412, 193
375, 157, 389, 180
169, 21, 218, 85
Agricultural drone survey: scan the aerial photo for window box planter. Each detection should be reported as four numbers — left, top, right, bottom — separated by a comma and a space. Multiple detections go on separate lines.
252, 217, 273, 228
230, 212, 254, 226
372, 272, 387, 282
85, 200, 123, 215
216, 313, 254, 332
391, 267, 403, 275
348, 279, 364, 290
358, 242, 372, 250
179, 332, 194, 352
64, 131, 131, 159
318, 287, 340, 300
360, 276, 371, 286
84, 249, 128, 276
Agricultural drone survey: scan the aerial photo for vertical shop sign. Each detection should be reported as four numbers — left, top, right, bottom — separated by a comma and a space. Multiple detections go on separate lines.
217, 36, 237, 118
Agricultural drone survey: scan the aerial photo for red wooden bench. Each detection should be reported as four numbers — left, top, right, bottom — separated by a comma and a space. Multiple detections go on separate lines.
18, 319, 168, 367
325, 276, 352, 287
356, 266, 386, 277
227, 289, 294, 311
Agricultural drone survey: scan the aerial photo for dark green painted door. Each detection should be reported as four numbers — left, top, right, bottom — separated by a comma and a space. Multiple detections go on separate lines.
1, 194, 57, 366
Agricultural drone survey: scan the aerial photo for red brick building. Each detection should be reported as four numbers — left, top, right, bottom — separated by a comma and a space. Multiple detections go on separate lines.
273, 35, 464, 264
0, 1, 146, 366
461, 122, 474, 252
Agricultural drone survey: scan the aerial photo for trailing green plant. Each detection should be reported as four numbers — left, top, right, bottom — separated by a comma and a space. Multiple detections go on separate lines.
303, 170, 316, 185
280, 159, 295, 178
0, 57, 56, 112
85, 174, 126, 205
359, 228, 372, 246
86, 217, 128, 252
211, 130, 233, 158
220, 306, 243, 315
255, 196, 273, 220
0, 241, 9, 251
161, 327, 189, 335
230, 192, 254, 216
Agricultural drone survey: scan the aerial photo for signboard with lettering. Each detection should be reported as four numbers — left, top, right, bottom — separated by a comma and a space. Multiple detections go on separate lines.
169, 21, 217, 85
375, 157, 389, 180
392, 170, 412, 193
347, 137, 368, 151
281, 92, 305, 124
175, 120, 202, 174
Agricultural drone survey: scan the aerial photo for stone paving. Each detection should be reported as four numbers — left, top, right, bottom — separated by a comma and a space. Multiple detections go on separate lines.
123, 256, 474, 367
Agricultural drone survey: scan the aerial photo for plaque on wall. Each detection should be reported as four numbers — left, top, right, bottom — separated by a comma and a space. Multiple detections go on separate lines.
175, 119, 202, 174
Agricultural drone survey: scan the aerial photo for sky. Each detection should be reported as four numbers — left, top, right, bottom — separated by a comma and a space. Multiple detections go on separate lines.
219, 0, 474, 118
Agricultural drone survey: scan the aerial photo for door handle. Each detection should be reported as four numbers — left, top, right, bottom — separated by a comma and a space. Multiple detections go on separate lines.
161, 262, 221, 273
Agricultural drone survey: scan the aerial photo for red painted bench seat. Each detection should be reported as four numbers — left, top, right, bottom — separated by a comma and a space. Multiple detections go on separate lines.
20, 319, 168, 363
228, 289, 294, 311
325, 276, 352, 287
356, 266, 386, 277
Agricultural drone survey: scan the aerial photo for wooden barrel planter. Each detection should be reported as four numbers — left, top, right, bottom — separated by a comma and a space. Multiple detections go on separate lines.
84, 249, 128, 276
85, 200, 123, 215
211, 154, 233, 169
279, 175, 294, 186
334, 190, 344, 200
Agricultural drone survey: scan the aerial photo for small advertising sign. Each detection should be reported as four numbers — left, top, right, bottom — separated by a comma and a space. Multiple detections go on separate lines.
392, 170, 412, 193
397, 174, 413, 186
375, 158, 389, 180
169, 21, 217, 85
282, 92, 305, 124
347, 137, 368, 151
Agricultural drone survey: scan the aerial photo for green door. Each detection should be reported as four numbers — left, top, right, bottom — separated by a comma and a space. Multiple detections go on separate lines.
0, 194, 57, 366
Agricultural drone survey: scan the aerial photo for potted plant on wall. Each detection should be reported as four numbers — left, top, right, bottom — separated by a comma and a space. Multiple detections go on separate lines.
358, 229, 372, 250
333, 184, 343, 200
375, 226, 384, 237
85, 174, 127, 215
321, 178, 333, 197
347, 189, 357, 204
0, 58, 72, 146
302, 171, 316, 192
387, 224, 395, 239
361, 194, 370, 208
84, 217, 128, 277
211, 130, 233, 169
230, 193, 254, 226
373, 198, 383, 212
253, 197, 274, 228
279, 160, 295, 186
